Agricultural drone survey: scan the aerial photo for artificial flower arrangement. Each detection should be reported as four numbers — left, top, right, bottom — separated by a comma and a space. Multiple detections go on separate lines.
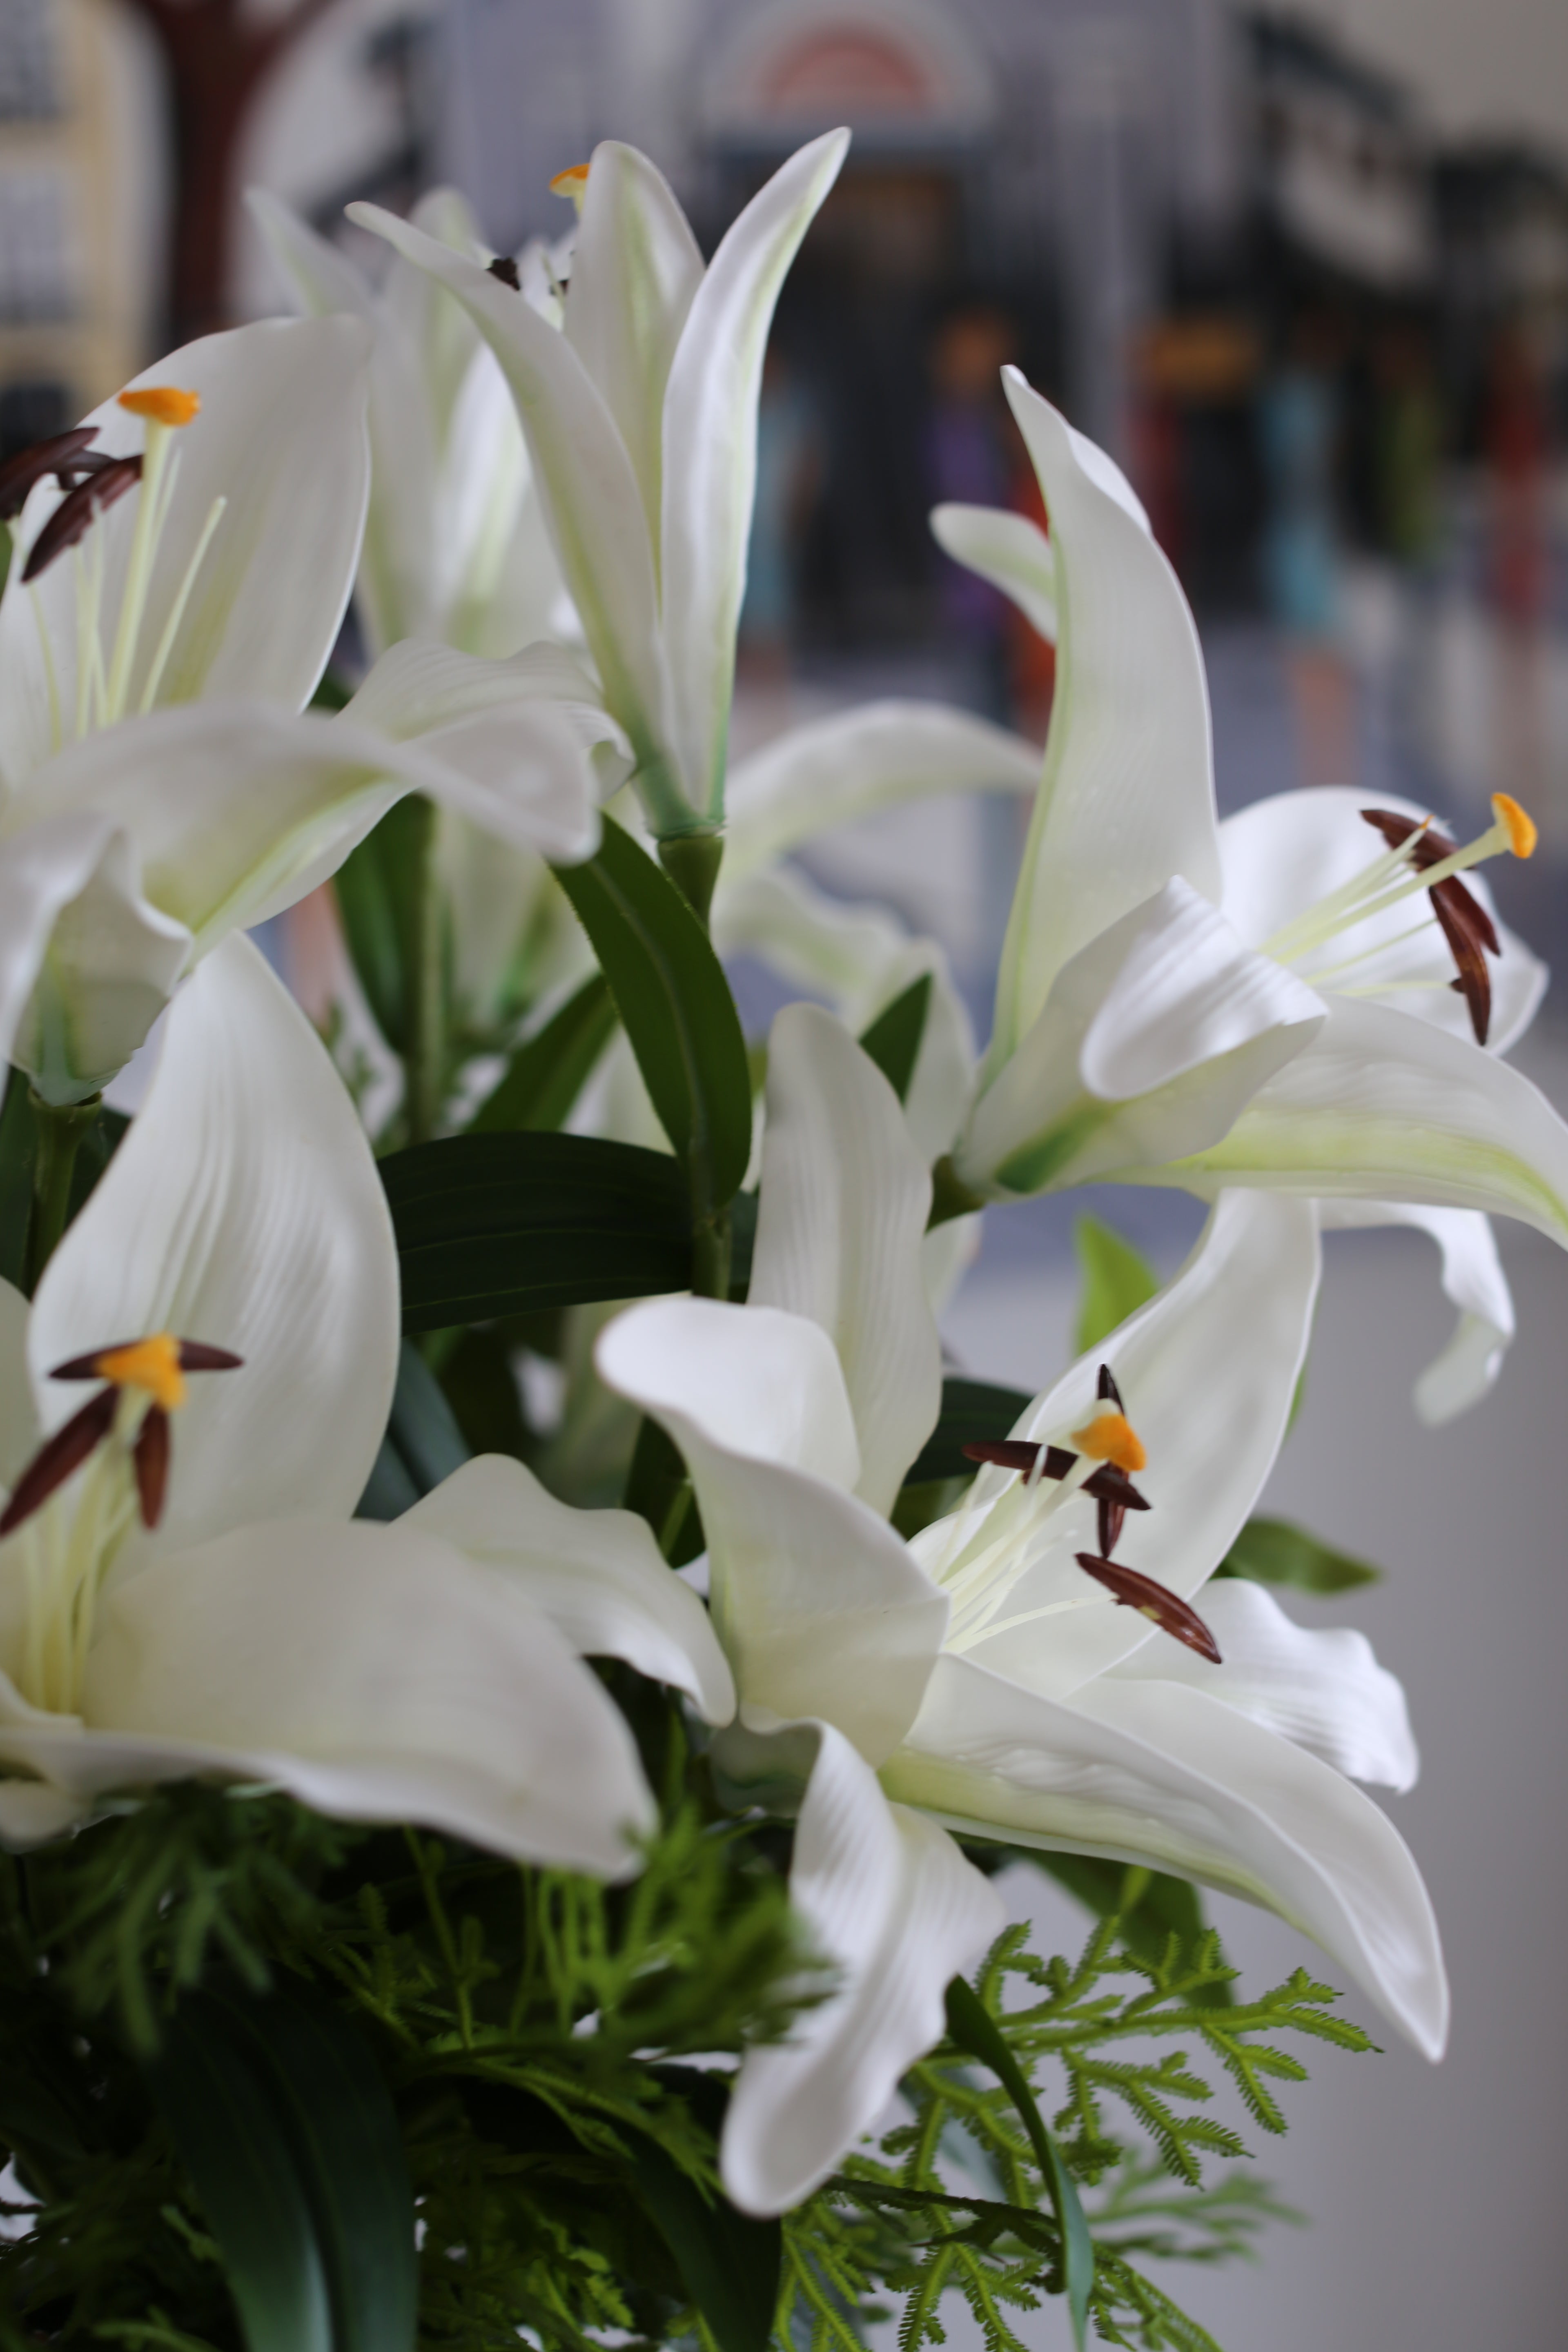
0, 126, 1556, 2351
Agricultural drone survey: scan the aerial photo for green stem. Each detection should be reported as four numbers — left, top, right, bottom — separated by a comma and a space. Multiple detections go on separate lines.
403, 797, 446, 1148
657, 829, 724, 929
690, 1208, 732, 1301
26, 1091, 100, 1290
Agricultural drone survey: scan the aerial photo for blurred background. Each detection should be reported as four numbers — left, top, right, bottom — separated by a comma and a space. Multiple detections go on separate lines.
6, 0, 1568, 2342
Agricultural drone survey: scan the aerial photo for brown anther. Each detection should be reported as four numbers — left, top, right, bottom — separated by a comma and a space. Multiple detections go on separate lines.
1098, 1492, 1126, 1559
133, 1405, 170, 1530
960, 1439, 1149, 1514
1360, 807, 1500, 1045
0, 1388, 118, 1537
1074, 1554, 1222, 1663
487, 254, 521, 290
22, 455, 143, 583
1097, 1363, 1125, 1409
50, 1338, 243, 1381
0, 428, 100, 520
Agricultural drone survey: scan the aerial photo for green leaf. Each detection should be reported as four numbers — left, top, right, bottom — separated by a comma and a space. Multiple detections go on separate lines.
332, 797, 432, 1056
145, 1998, 333, 2352
357, 1338, 471, 1518
1027, 1856, 1231, 2008
634, 2067, 780, 2352
1216, 1515, 1381, 1593
0, 1067, 37, 1292
944, 1976, 1094, 2350
381, 1131, 693, 1332
904, 1377, 1032, 1485
194, 1982, 418, 2352
552, 817, 751, 1223
857, 973, 932, 1105
1073, 1215, 1159, 1354
470, 973, 618, 1134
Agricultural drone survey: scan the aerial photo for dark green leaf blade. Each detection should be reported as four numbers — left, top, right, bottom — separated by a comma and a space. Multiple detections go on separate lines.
1073, 1214, 1159, 1354
905, 1377, 1033, 1486
552, 817, 751, 1219
858, 973, 932, 1105
333, 796, 430, 1055
1216, 1515, 1381, 1593
357, 1337, 472, 1517
198, 1983, 418, 2352
381, 1130, 693, 1331
470, 972, 617, 1134
944, 1975, 1094, 2351
145, 2000, 332, 2352
0, 1067, 36, 1293
635, 2067, 781, 2352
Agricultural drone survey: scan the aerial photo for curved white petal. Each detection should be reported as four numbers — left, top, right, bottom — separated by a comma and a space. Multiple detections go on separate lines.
0, 810, 189, 1099
721, 1721, 1003, 2215
1165, 996, 1568, 1247
1218, 787, 1547, 1057
1317, 1198, 1514, 1423
1107, 1578, 1418, 1791
247, 188, 439, 658
566, 142, 704, 551
884, 1653, 1447, 2059
751, 1004, 940, 1514
403, 1452, 735, 1723
960, 880, 1324, 1198
712, 863, 977, 1161
70, 1517, 653, 1874
724, 700, 1040, 884
345, 201, 678, 804
914, 1192, 1319, 1698
930, 503, 1058, 643
29, 935, 398, 1545
989, 372, 1218, 1069
0, 318, 371, 788
660, 130, 848, 817
597, 1297, 946, 1764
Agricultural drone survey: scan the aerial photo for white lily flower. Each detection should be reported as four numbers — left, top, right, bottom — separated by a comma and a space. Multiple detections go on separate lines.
596, 1005, 1445, 2213
0, 323, 619, 1104
349, 135, 854, 842
948, 371, 1566, 1246
0, 931, 733, 1871
249, 186, 572, 663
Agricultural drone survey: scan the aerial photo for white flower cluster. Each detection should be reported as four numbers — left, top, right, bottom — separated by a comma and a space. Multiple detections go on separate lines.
0, 129, 1563, 2222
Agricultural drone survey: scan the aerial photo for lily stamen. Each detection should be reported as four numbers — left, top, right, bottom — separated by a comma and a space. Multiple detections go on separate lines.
1074, 1553, 1223, 1662
1, 1334, 241, 1538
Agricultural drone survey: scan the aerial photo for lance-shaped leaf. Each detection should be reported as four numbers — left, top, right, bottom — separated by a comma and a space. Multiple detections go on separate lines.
553, 815, 751, 1225
470, 971, 617, 1134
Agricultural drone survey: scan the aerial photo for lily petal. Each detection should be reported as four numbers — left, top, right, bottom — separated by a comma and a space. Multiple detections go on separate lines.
1218, 786, 1548, 1057
914, 1192, 1319, 1698
884, 1653, 1448, 2059
1317, 1198, 1515, 1423
720, 1720, 1003, 2214
751, 1004, 940, 1514
930, 503, 1058, 643
65, 1517, 653, 1873
724, 699, 1040, 883
659, 129, 848, 815
403, 1452, 735, 1723
345, 200, 678, 807
959, 879, 1325, 1197
566, 143, 704, 554
0, 809, 189, 1100
29, 935, 398, 1544
1161, 995, 1568, 1246
989, 371, 1219, 1069
597, 1297, 946, 1764
0, 318, 371, 786
1106, 1577, 1418, 1791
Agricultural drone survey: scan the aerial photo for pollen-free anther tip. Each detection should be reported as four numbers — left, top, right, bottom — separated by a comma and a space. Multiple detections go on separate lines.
117, 385, 201, 428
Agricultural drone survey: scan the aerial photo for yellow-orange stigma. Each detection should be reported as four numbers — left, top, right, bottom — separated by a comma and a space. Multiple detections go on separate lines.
1492, 793, 1537, 859
117, 385, 201, 428
549, 163, 590, 212
92, 1333, 187, 1412
1069, 1407, 1147, 1476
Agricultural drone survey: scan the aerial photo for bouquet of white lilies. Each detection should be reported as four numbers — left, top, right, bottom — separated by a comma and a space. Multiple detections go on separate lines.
0, 129, 1558, 2352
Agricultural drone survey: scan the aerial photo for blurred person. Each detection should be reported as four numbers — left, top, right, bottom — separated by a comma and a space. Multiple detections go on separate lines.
1484, 318, 1550, 808
926, 304, 1016, 721
1260, 308, 1355, 788
738, 343, 823, 687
